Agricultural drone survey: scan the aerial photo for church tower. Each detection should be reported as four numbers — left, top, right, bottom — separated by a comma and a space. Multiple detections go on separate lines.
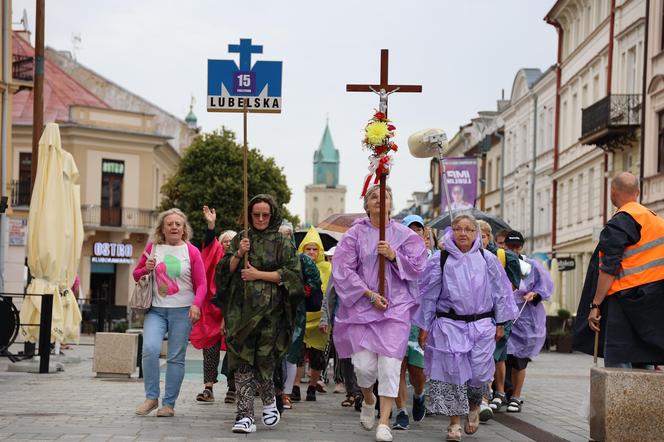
305, 121, 347, 226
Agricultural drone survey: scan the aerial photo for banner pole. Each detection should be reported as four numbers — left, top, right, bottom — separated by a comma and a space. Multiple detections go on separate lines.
243, 103, 249, 270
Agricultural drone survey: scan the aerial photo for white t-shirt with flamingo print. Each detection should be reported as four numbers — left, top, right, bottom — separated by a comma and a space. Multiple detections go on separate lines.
151, 243, 195, 308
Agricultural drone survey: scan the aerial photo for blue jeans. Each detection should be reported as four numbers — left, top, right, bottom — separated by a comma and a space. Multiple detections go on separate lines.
143, 307, 192, 407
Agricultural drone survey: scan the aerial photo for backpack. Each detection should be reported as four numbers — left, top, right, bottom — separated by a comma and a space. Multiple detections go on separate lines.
440, 247, 487, 273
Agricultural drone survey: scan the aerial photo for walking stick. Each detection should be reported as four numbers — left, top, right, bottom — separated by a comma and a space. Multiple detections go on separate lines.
593, 330, 599, 367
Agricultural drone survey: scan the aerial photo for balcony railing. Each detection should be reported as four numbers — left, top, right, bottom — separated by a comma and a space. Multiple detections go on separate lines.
81, 205, 157, 231
12, 54, 33, 82
580, 94, 641, 147
11, 178, 32, 207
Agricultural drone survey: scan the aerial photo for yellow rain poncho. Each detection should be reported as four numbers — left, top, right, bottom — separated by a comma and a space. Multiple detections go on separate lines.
298, 227, 331, 351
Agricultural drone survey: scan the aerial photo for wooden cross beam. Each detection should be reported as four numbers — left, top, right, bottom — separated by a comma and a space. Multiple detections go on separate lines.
346, 49, 422, 117
346, 49, 422, 298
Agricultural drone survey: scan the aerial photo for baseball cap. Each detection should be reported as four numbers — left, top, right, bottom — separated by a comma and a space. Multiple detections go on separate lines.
402, 214, 425, 228
504, 230, 525, 245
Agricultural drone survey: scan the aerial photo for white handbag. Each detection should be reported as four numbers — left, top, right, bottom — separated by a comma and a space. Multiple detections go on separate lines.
129, 247, 155, 311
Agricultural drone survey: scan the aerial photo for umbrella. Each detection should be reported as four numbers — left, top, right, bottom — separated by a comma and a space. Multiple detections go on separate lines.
20, 123, 84, 344
294, 228, 341, 250
427, 207, 511, 234
316, 213, 366, 234
545, 258, 562, 316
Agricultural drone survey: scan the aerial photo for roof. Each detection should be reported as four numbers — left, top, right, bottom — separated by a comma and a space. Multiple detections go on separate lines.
12, 32, 109, 125
314, 122, 339, 163
522, 68, 543, 89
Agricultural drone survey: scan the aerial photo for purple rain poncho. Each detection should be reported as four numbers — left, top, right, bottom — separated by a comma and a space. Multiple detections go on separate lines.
413, 230, 517, 386
507, 257, 554, 359
332, 218, 428, 360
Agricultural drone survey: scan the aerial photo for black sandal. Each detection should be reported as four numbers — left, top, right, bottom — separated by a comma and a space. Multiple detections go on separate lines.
506, 398, 522, 413
341, 394, 354, 407
196, 388, 214, 403
353, 392, 364, 412
224, 389, 236, 404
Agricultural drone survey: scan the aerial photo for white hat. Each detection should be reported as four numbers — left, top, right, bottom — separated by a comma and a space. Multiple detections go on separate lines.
324, 246, 336, 257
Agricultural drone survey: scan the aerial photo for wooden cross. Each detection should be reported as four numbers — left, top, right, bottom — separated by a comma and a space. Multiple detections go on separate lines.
346, 49, 422, 298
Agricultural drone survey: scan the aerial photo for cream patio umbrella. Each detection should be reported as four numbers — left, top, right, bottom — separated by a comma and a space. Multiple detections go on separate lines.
545, 257, 562, 316
20, 123, 84, 344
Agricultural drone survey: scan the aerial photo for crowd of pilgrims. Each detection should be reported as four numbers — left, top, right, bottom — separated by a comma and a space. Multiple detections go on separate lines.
132, 184, 553, 442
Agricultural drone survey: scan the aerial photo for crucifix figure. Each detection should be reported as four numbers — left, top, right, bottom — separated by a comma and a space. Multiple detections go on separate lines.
346, 49, 422, 297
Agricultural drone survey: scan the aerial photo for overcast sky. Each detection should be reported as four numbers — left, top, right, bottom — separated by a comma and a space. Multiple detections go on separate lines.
14, 0, 556, 221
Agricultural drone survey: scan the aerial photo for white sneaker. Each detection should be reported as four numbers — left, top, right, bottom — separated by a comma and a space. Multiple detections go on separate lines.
232, 417, 256, 433
479, 402, 494, 422
360, 399, 376, 430
376, 424, 393, 441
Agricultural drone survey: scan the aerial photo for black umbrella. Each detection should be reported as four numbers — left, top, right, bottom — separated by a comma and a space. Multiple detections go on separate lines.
427, 207, 511, 234
294, 229, 340, 251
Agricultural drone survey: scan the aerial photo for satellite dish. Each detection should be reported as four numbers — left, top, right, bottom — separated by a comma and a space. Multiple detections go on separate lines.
408, 128, 448, 158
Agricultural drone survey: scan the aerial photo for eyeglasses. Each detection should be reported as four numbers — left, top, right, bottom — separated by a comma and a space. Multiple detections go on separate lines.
453, 227, 476, 234
251, 212, 271, 220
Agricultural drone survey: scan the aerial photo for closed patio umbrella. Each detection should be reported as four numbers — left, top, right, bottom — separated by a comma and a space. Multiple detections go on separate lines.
20, 123, 83, 344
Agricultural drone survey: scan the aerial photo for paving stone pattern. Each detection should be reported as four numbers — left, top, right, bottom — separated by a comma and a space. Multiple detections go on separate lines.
0, 340, 594, 441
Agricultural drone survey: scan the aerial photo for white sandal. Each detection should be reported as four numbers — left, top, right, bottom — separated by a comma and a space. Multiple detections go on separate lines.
447, 423, 462, 441
262, 402, 280, 427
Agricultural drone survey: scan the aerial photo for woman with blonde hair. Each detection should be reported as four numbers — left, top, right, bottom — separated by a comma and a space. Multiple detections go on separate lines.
133, 208, 207, 417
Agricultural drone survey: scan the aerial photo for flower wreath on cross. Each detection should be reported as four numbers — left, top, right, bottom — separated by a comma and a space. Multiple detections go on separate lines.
361, 111, 398, 197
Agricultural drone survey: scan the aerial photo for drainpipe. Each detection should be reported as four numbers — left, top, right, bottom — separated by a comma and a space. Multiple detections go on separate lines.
530, 94, 538, 253
639, 0, 649, 202
604, 0, 616, 225
0, 0, 11, 291
545, 16, 563, 256
498, 131, 505, 219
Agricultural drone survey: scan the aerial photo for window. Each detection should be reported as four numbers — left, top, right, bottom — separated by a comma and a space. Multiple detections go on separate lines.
101, 159, 124, 227
487, 160, 493, 191
545, 188, 551, 231
593, 74, 600, 102
567, 178, 574, 227
15, 152, 32, 206
572, 93, 578, 140
496, 156, 501, 189
558, 182, 564, 231
658, 112, 664, 173
588, 168, 595, 220
577, 173, 584, 223
625, 46, 637, 94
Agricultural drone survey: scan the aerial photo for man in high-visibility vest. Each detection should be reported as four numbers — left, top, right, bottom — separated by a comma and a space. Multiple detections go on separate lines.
587, 172, 664, 368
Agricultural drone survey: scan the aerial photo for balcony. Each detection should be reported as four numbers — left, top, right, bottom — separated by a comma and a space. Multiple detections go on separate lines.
11, 178, 32, 207
12, 54, 33, 82
580, 94, 641, 149
82, 205, 157, 232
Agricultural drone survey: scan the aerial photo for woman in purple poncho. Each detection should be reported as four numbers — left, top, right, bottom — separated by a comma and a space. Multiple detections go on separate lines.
414, 214, 516, 441
332, 185, 428, 442
504, 232, 554, 413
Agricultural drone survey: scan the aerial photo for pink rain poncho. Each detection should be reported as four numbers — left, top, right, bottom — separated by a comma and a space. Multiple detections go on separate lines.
507, 257, 553, 359
414, 230, 517, 386
332, 218, 428, 359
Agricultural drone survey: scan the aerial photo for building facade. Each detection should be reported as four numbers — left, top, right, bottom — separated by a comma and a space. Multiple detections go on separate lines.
304, 122, 346, 226
546, 0, 646, 311
6, 31, 190, 330
642, 0, 664, 215
502, 68, 556, 256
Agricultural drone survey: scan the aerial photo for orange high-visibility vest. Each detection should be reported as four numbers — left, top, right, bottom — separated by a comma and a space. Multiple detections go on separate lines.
606, 201, 664, 295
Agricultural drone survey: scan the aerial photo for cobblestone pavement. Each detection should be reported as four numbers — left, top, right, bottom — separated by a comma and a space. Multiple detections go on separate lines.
0, 339, 594, 441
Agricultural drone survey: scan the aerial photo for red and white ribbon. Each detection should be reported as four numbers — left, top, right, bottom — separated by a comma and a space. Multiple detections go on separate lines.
361, 155, 392, 197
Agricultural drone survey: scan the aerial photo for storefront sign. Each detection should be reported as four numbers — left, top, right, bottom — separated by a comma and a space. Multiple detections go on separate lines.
557, 257, 576, 271
92, 242, 133, 264
8, 218, 27, 246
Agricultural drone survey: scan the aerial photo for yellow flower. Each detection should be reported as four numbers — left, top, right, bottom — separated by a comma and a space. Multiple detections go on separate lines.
365, 121, 390, 145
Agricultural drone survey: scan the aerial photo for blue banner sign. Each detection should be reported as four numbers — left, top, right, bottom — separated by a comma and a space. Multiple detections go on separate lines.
207, 38, 282, 113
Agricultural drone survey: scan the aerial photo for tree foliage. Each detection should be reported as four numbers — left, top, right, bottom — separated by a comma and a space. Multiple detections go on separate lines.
160, 128, 299, 245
